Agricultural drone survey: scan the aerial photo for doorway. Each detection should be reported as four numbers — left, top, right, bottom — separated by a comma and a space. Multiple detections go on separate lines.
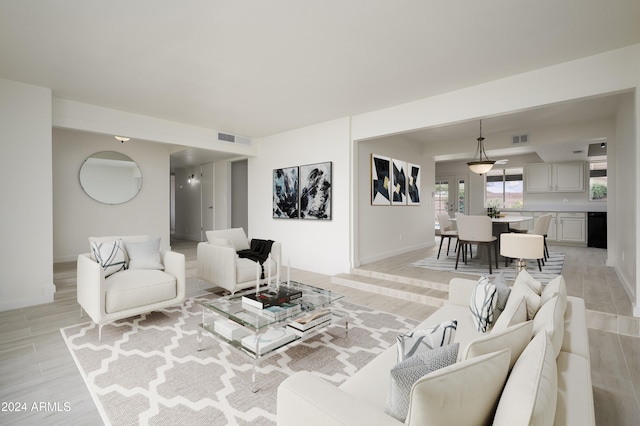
435, 174, 468, 226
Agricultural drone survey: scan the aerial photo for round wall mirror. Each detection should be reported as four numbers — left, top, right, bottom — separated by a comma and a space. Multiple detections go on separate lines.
79, 151, 143, 204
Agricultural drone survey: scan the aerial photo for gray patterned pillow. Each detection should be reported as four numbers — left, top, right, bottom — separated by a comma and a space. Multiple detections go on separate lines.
493, 273, 511, 322
385, 343, 460, 422
91, 239, 127, 277
470, 275, 497, 332
396, 319, 457, 362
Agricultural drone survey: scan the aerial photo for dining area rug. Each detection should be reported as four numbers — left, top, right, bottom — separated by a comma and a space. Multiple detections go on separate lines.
409, 252, 564, 283
60, 296, 418, 426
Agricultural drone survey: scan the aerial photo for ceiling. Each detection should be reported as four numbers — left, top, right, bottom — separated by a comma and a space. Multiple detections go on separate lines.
1, 1, 639, 164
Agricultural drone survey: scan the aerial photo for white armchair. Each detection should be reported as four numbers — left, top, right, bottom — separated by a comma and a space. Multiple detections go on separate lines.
196, 228, 281, 294
77, 235, 186, 340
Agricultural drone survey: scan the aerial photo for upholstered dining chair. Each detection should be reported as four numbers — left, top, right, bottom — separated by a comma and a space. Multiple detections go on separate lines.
530, 214, 553, 262
437, 213, 458, 259
455, 215, 498, 274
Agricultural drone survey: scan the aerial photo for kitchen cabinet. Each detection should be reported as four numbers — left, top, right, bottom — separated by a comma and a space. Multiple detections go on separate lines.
556, 212, 586, 243
553, 162, 584, 192
524, 162, 585, 193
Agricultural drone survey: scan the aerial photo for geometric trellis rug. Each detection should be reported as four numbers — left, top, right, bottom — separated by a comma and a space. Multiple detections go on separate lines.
410, 252, 565, 284
60, 297, 418, 426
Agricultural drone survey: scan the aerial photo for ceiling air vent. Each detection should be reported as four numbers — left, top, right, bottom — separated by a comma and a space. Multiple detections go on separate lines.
218, 132, 235, 143
218, 132, 251, 146
512, 133, 529, 145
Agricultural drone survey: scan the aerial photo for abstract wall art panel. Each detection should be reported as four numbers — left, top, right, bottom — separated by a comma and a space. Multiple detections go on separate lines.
407, 163, 421, 205
391, 158, 407, 205
299, 161, 332, 220
273, 166, 299, 218
371, 154, 391, 205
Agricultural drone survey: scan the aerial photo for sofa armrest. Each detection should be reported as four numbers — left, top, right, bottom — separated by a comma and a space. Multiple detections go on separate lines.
77, 253, 106, 323
196, 242, 238, 290
162, 250, 186, 301
277, 372, 403, 426
448, 278, 477, 306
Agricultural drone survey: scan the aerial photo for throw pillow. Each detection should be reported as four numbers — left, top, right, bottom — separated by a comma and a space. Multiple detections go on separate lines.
510, 277, 541, 320
461, 320, 533, 372
492, 295, 527, 331
406, 348, 511, 426
533, 295, 565, 358
493, 272, 511, 322
385, 343, 459, 422
541, 275, 567, 310
493, 331, 558, 426
124, 237, 164, 270
396, 320, 457, 362
469, 275, 497, 332
91, 239, 127, 278
514, 269, 542, 295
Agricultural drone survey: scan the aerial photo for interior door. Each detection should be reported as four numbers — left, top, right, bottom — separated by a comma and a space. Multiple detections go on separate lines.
436, 174, 468, 218
201, 163, 214, 241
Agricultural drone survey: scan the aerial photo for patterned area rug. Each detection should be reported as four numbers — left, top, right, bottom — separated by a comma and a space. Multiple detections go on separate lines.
60, 296, 418, 426
410, 252, 564, 284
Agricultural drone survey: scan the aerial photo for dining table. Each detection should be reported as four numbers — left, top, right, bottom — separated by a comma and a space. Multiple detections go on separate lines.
449, 215, 535, 262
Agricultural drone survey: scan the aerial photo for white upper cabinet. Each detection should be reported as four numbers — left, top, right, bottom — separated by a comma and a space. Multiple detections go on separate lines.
525, 162, 585, 193
553, 162, 585, 192
524, 164, 552, 192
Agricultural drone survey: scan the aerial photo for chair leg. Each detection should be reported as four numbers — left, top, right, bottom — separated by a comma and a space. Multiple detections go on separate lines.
544, 236, 549, 259
455, 242, 462, 270
494, 242, 499, 269
487, 244, 493, 274
437, 236, 445, 259
537, 259, 542, 271
446, 237, 452, 256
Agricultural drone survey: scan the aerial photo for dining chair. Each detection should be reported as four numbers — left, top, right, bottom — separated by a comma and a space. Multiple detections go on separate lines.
455, 215, 498, 274
530, 214, 553, 262
437, 213, 458, 259
506, 212, 528, 233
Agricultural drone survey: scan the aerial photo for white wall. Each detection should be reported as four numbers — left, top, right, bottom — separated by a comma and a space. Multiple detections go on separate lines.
52, 128, 171, 261
357, 137, 433, 264
249, 118, 351, 275
0, 78, 54, 311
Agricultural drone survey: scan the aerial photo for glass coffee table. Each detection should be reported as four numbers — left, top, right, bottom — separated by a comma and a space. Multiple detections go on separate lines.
197, 281, 347, 392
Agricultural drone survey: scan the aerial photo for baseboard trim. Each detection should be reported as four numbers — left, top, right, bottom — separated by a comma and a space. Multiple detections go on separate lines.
0, 283, 56, 312
358, 241, 435, 266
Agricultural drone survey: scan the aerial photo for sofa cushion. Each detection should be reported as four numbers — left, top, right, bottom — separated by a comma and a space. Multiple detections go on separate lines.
396, 319, 457, 362
91, 239, 127, 278
208, 237, 235, 248
124, 237, 164, 270
405, 348, 511, 426
206, 228, 250, 251
460, 320, 533, 371
385, 343, 459, 422
492, 294, 527, 331
533, 295, 565, 358
470, 276, 497, 332
515, 269, 542, 295
561, 297, 590, 359
541, 275, 567, 311
105, 269, 177, 313
555, 351, 595, 426
89, 235, 150, 263
493, 331, 557, 426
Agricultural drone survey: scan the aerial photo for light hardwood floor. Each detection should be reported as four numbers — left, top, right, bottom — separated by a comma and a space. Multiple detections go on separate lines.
0, 239, 639, 425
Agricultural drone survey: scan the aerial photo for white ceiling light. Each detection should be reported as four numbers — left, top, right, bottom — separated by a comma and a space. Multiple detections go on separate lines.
467, 120, 495, 175
115, 136, 130, 143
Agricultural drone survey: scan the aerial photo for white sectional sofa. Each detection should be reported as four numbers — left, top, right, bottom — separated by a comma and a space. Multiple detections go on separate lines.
277, 273, 594, 425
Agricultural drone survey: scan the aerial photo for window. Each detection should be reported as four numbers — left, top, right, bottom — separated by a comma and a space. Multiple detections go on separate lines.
485, 167, 523, 209
589, 161, 607, 201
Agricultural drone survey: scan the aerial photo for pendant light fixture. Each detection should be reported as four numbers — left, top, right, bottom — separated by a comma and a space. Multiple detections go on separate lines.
467, 119, 495, 175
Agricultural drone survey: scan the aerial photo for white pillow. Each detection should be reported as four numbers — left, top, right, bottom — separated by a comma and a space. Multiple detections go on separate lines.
124, 237, 164, 270
469, 276, 497, 333
396, 320, 457, 362
91, 239, 127, 277
385, 343, 459, 422
208, 237, 234, 248
406, 348, 511, 426
461, 320, 533, 372
492, 295, 527, 331
514, 269, 542, 295
533, 295, 565, 358
493, 331, 558, 426
541, 275, 567, 309
511, 278, 541, 320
